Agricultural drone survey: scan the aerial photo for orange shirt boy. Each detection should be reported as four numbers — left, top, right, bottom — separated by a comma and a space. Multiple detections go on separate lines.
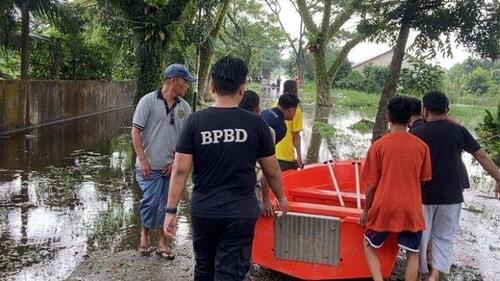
360, 96, 431, 281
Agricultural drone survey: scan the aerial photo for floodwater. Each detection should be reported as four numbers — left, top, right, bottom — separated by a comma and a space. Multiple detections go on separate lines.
0, 90, 499, 280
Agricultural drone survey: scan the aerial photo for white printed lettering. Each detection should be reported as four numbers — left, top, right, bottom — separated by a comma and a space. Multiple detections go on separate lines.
235, 129, 248, 142
223, 129, 235, 142
201, 129, 248, 144
212, 130, 224, 143
201, 131, 213, 145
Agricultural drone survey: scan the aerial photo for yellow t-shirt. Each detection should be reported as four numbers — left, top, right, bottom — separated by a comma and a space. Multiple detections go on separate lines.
276, 106, 303, 161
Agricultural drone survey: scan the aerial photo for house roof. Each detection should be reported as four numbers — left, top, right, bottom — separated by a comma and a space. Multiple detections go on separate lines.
353, 49, 412, 68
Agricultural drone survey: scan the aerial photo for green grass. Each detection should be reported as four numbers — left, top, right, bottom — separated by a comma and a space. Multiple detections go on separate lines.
449, 105, 494, 130
246, 81, 261, 92
349, 119, 375, 134
299, 81, 494, 131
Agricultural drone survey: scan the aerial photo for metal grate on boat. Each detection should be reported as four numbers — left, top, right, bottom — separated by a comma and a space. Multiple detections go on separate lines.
274, 212, 341, 266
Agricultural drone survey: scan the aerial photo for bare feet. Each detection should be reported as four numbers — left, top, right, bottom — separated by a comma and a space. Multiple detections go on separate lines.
139, 227, 154, 256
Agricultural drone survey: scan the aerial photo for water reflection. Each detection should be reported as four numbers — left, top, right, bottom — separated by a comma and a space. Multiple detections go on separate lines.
0, 109, 141, 280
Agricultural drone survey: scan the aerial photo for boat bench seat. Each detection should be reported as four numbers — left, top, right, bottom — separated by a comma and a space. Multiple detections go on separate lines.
288, 201, 363, 218
290, 187, 365, 204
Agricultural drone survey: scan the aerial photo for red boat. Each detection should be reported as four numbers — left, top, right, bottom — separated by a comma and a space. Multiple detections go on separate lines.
253, 160, 399, 280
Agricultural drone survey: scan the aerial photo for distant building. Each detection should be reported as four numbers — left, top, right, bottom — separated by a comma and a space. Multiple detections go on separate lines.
353, 49, 413, 71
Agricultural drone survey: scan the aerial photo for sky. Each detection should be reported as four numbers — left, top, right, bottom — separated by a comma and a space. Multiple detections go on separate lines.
274, 0, 470, 69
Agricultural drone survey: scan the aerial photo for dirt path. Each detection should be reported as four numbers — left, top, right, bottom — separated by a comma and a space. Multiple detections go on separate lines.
67, 240, 485, 281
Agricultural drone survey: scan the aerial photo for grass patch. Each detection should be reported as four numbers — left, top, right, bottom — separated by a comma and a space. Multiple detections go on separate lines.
89, 208, 130, 249
349, 119, 375, 134
313, 121, 337, 138
331, 89, 379, 108
449, 105, 495, 131
298, 81, 494, 133
46, 166, 83, 186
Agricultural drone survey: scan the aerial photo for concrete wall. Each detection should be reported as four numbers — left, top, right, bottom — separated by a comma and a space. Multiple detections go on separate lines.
0, 80, 134, 134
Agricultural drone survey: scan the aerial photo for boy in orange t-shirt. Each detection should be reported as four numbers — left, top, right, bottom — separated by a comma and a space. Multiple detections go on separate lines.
359, 96, 432, 281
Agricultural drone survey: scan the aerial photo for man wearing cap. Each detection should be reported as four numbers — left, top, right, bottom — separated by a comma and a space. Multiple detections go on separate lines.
131, 64, 195, 258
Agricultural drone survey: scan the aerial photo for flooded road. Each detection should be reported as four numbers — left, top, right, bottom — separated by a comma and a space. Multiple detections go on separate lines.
1, 91, 499, 280
0, 109, 141, 280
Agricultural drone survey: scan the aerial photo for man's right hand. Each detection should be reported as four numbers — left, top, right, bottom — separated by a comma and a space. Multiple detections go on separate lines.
277, 197, 289, 215
262, 199, 275, 216
140, 159, 152, 178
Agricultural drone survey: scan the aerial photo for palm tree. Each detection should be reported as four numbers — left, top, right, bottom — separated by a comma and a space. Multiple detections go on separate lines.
0, 0, 59, 80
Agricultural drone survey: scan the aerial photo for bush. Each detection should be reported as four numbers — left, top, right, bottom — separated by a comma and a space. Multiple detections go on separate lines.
335, 70, 365, 91
362, 64, 390, 93
400, 59, 444, 96
336, 64, 389, 94
466, 67, 491, 94
476, 104, 500, 165
31, 37, 114, 80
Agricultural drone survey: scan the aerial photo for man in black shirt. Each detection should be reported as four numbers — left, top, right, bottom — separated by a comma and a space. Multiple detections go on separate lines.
163, 56, 288, 281
411, 91, 500, 281
260, 93, 300, 145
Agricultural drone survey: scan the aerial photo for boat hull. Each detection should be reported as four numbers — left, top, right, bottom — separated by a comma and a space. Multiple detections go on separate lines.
252, 161, 399, 280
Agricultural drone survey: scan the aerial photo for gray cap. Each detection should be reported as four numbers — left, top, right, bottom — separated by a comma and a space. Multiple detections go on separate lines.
164, 64, 197, 82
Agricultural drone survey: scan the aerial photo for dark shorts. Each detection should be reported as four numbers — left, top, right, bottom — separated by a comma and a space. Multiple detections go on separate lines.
364, 229, 422, 253
278, 160, 298, 171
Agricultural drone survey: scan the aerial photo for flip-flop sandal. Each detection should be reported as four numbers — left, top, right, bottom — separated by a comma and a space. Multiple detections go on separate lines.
138, 246, 155, 256
156, 250, 175, 260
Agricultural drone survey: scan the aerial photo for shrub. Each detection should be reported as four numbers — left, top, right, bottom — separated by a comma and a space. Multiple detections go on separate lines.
335, 70, 365, 92
361, 64, 390, 94
400, 59, 444, 96
476, 104, 500, 166
466, 67, 492, 94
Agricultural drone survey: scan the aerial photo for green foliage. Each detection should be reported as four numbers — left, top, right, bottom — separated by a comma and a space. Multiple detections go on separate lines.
46, 166, 83, 186
335, 70, 365, 91
285, 45, 352, 83
444, 57, 499, 105
313, 121, 337, 138
331, 88, 379, 109
336, 64, 389, 94
349, 119, 375, 134
476, 105, 500, 165
31, 37, 114, 80
217, 0, 286, 80
400, 59, 444, 96
466, 67, 491, 94
0, 48, 20, 78
361, 64, 390, 94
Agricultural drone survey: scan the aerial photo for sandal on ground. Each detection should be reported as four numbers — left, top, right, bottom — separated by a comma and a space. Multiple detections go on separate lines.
156, 249, 175, 260
138, 246, 155, 256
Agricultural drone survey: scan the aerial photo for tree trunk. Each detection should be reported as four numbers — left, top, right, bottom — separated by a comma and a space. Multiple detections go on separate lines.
134, 38, 164, 105
296, 53, 304, 86
306, 105, 332, 163
313, 50, 333, 107
371, 21, 411, 142
196, 0, 230, 103
20, 0, 30, 80
198, 44, 213, 103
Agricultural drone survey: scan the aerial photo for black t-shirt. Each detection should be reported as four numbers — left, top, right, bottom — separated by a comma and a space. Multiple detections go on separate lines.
411, 120, 481, 204
260, 108, 286, 144
410, 118, 425, 130
176, 107, 275, 218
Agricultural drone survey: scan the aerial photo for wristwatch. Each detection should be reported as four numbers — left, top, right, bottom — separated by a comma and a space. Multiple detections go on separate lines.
166, 207, 178, 214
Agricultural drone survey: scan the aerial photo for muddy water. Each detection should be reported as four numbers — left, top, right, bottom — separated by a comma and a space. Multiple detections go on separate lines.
1, 92, 499, 280
0, 109, 140, 280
